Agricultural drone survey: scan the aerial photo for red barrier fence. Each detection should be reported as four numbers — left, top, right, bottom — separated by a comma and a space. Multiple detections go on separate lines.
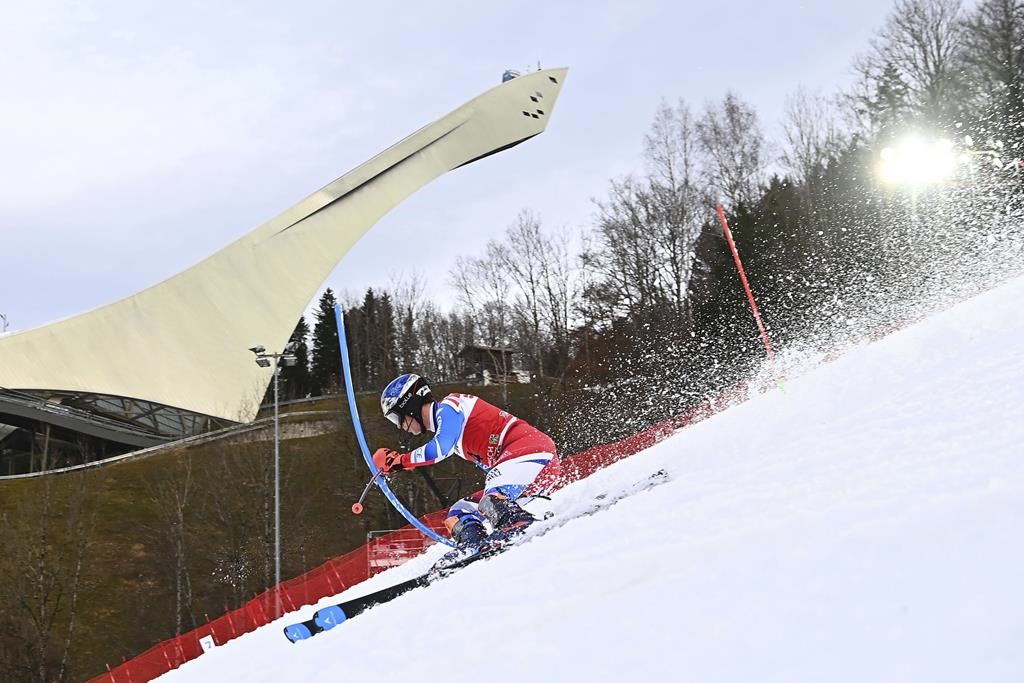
90, 385, 748, 683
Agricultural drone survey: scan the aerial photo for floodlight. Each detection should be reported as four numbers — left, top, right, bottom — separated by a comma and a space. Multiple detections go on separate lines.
255, 357, 272, 368
877, 134, 959, 187
249, 345, 266, 355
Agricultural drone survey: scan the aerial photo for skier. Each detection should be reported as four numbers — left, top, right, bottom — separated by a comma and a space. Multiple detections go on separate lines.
374, 373, 560, 547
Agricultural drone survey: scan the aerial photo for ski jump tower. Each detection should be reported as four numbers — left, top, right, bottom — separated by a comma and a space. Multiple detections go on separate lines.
0, 68, 568, 455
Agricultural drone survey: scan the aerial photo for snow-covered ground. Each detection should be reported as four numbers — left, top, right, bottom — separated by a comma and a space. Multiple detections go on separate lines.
160, 276, 1024, 683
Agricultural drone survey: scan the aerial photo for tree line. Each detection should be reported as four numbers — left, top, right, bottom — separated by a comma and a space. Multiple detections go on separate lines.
273, 0, 1024, 451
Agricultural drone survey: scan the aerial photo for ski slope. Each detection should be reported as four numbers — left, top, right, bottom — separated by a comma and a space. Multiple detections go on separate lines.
159, 276, 1024, 683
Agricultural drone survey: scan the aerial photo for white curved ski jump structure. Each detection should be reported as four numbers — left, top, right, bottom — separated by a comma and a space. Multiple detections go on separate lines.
0, 68, 568, 424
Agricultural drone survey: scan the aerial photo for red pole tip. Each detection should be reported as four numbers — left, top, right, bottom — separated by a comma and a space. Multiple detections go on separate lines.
351, 502, 364, 515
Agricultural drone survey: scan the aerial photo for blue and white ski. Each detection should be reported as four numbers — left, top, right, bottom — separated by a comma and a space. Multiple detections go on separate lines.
283, 468, 670, 643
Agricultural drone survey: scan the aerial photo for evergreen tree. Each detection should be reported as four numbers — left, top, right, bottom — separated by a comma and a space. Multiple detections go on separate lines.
280, 316, 312, 400
361, 289, 398, 388
398, 307, 417, 372
338, 288, 399, 392
343, 306, 367, 391
376, 292, 399, 382
360, 289, 378, 388
309, 289, 341, 395
870, 61, 914, 133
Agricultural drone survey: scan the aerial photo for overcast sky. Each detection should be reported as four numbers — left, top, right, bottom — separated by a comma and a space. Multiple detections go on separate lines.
0, 0, 900, 333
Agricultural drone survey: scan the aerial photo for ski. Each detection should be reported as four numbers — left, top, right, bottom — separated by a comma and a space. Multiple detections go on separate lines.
283, 468, 670, 643
282, 534, 513, 642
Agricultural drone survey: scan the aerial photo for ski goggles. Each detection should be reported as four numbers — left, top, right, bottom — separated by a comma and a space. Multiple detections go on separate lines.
384, 410, 403, 427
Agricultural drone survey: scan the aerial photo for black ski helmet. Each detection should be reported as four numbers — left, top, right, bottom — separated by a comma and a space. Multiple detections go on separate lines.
380, 373, 434, 431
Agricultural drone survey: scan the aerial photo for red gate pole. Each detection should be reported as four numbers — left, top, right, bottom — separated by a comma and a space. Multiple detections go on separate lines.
715, 205, 775, 360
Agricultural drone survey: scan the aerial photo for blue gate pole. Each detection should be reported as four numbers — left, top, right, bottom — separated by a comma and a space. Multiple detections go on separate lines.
334, 304, 454, 547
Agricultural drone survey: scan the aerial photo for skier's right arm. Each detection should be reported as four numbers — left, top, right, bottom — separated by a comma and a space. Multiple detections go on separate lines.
403, 402, 464, 467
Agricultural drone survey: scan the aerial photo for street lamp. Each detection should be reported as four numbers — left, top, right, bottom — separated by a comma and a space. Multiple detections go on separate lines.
249, 344, 297, 617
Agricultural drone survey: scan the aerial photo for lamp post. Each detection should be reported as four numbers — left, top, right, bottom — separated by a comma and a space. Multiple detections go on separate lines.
249, 344, 297, 618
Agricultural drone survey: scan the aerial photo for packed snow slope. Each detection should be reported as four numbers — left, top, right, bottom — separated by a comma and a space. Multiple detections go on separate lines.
160, 277, 1024, 683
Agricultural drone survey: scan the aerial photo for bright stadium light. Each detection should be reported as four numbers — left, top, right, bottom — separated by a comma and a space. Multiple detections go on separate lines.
877, 134, 960, 187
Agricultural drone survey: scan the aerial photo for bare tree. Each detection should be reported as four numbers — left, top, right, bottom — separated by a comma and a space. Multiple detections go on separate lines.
414, 303, 469, 382
450, 254, 515, 400
450, 249, 516, 401
483, 211, 583, 382
584, 99, 711, 328
489, 210, 550, 377
855, 0, 967, 128
537, 225, 580, 382
782, 87, 847, 184
389, 270, 428, 371
196, 441, 274, 608
696, 92, 769, 209
961, 0, 1024, 146
781, 87, 850, 235
645, 99, 700, 191
645, 98, 708, 321
139, 455, 196, 636
0, 475, 90, 683
584, 176, 666, 321
450, 252, 514, 349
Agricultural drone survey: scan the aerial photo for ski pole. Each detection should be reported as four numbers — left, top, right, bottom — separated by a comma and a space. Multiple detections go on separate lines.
351, 470, 384, 515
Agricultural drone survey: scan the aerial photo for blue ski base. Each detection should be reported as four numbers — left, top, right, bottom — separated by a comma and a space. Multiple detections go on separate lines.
284, 605, 349, 642
282, 531, 517, 644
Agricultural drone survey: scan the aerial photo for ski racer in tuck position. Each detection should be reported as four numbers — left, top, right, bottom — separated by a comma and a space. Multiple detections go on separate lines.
374, 373, 561, 547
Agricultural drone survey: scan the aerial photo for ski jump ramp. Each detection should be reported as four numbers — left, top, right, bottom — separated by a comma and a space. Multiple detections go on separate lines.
0, 68, 568, 430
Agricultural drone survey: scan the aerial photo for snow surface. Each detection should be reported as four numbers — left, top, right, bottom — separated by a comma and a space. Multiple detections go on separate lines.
159, 277, 1024, 683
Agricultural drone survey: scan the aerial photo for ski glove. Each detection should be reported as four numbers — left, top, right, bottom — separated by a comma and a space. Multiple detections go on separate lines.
373, 448, 406, 474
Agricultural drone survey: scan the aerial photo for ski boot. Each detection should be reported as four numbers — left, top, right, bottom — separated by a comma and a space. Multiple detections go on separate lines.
432, 515, 489, 571
451, 516, 488, 548
480, 493, 536, 543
